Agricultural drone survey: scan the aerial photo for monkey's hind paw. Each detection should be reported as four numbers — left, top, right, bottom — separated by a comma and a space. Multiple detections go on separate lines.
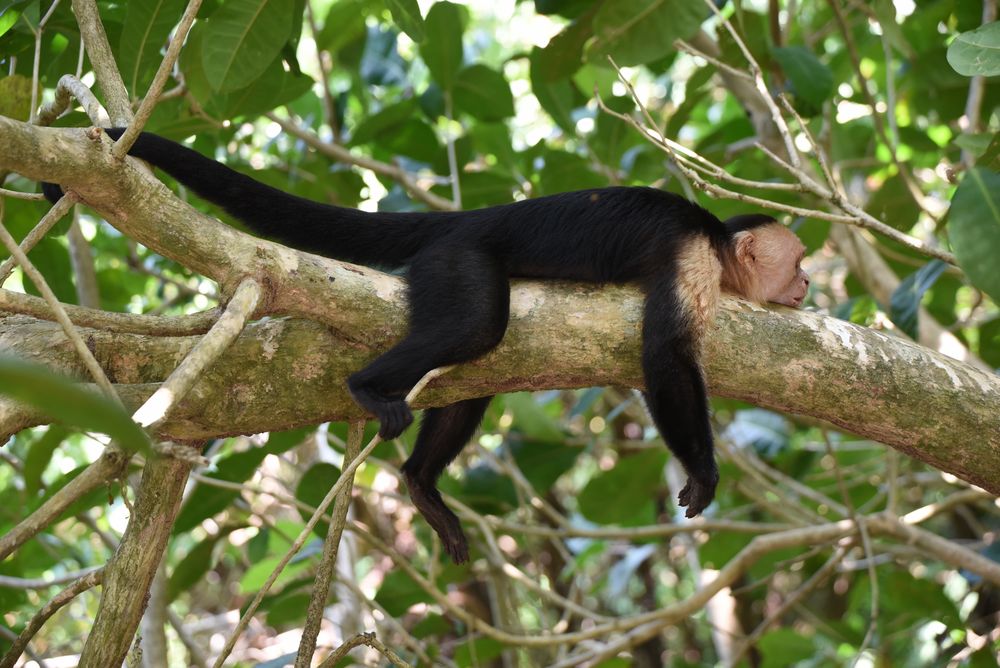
348, 386, 413, 439
678, 474, 718, 518
375, 400, 414, 440
442, 528, 470, 565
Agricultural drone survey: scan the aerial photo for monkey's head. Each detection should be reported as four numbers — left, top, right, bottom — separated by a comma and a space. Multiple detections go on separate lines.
721, 217, 810, 308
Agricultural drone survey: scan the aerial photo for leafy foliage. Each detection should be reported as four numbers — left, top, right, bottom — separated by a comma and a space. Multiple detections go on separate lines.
1, 0, 999, 666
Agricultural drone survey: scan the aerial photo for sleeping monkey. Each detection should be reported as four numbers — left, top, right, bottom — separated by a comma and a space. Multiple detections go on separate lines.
43, 129, 809, 563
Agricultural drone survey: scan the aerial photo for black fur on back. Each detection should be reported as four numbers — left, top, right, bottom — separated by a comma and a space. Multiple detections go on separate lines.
43, 129, 739, 282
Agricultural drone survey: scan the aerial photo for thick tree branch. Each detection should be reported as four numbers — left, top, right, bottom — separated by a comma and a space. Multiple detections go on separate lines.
1, 118, 998, 495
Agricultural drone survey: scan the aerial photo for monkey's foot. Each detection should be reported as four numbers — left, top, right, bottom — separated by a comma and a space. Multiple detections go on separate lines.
678, 471, 719, 518
348, 387, 413, 439
403, 472, 470, 564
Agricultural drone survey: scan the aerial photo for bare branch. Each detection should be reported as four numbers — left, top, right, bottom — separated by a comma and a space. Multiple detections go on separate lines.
132, 278, 262, 429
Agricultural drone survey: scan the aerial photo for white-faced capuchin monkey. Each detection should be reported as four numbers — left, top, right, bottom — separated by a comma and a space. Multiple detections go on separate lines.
43, 129, 809, 563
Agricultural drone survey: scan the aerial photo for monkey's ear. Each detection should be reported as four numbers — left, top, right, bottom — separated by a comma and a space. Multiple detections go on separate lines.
734, 230, 756, 265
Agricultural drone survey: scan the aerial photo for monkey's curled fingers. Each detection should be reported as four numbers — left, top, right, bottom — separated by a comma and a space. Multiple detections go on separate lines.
678, 474, 718, 518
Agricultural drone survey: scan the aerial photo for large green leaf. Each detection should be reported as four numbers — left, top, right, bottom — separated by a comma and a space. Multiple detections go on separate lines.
529, 47, 583, 133
772, 46, 835, 109
586, 0, 704, 66
452, 64, 514, 121
949, 168, 1000, 303
201, 0, 295, 93
0, 358, 152, 454
419, 1, 464, 90
0, 74, 35, 120
577, 448, 667, 524
386, 0, 425, 43
947, 21, 1000, 76
535, 15, 593, 81
119, 0, 186, 93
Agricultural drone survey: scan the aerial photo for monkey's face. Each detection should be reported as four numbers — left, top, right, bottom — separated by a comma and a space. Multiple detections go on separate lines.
754, 225, 809, 308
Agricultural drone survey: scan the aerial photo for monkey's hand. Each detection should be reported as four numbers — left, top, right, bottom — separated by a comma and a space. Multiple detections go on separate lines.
677, 467, 719, 518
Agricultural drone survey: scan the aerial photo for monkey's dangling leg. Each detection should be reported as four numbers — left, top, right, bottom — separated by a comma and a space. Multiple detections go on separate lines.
401, 396, 493, 563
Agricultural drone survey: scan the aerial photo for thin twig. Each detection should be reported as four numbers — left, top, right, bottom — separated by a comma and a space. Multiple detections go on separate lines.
0, 192, 78, 284
317, 632, 413, 668
71, 0, 131, 124
0, 568, 104, 668
211, 366, 455, 668
295, 421, 364, 668
0, 187, 45, 200
132, 277, 261, 428
0, 199, 119, 399
266, 112, 458, 211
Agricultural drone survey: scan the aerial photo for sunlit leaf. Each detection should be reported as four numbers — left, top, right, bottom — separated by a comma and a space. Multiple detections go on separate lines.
578, 448, 667, 524
386, 0, 425, 43
586, 0, 704, 66
119, 0, 186, 93
452, 64, 514, 121
947, 21, 1000, 76
949, 168, 1000, 303
201, 0, 295, 93
0, 74, 35, 120
419, 1, 464, 90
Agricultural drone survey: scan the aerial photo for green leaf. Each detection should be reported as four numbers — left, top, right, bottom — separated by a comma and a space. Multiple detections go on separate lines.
977, 131, 1000, 170
24, 426, 70, 497
947, 21, 1000, 77
419, 1, 464, 90
0, 358, 151, 455
452, 64, 514, 121
349, 98, 420, 146
530, 47, 583, 133
119, 0, 186, 93
772, 46, 835, 109
949, 168, 1000, 303
889, 260, 948, 339
504, 393, 564, 442
201, 0, 295, 93
578, 448, 667, 524
173, 447, 269, 533
22, 237, 77, 305
586, 0, 704, 67
535, 15, 593, 81
757, 629, 817, 667
380, 118, 441, 163
0, 74, 35, 120
537, 150, 604, 195
374, 569, 431, 616
167, 533, 228, 601
431, 171, 516, 208
317, 0, 371, 54
509, 438, 580, 495
0, 8, 20, 38
295, 462, 340, 519
386, 0, 425, 43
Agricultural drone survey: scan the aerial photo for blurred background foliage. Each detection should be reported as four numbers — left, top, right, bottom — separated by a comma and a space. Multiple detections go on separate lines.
1, 0, 999, 665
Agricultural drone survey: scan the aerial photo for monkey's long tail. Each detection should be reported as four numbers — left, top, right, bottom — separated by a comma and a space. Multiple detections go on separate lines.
44, 129, 446, 267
